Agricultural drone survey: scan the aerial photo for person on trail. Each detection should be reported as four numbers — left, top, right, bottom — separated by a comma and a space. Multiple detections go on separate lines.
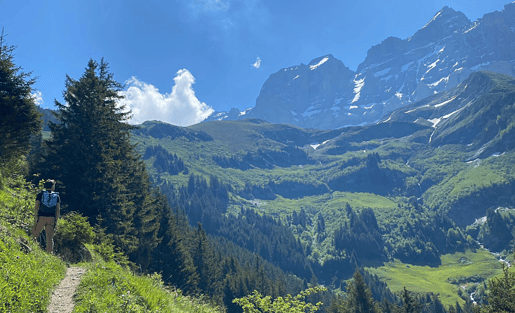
32, 179, 60, 253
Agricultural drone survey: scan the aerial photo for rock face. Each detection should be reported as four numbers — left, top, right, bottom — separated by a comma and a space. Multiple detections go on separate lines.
206, 3, 515, 129
385, 71, 515, 161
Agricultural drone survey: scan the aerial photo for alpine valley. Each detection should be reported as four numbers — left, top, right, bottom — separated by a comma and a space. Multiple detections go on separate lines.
33, 3, 515, 310
131, 71, 515, 307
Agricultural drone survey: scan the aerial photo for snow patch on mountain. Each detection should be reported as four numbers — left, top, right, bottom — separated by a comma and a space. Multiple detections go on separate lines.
428, 117, 442, 127
405, 105, 430, 113
426, 59, 440, 73
428, 76, 450, 87
434, 96, 456, 107
310, 57, 329, 70
422, 11, 442, 29
351, 77, 365, 103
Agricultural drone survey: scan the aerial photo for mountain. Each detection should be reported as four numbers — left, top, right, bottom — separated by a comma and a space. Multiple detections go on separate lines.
135, 70, 515, 242
384, 71, 515, 160
206, 3, 515, 129
131, 71, 515, 304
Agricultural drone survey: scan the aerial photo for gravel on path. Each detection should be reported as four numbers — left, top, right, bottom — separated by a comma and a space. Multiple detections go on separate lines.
47, 266, 86, 313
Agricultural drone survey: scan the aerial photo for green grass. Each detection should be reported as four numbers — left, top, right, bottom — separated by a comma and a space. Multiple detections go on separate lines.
366, 249, 504, 306
0, 160, 67, 312
1, 159, 225, 313
424, 151, 515, 210
74, 252, 224, 313
0, 227, 66, 312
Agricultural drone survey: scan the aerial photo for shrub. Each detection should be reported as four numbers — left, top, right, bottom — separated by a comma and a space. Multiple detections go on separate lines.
54, 212, 95, 263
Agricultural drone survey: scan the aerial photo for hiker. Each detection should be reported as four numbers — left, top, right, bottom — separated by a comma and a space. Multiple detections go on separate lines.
32, 179, 61, 253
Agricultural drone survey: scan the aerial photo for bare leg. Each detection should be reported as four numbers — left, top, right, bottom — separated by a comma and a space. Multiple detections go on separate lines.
32, 216, 43, 239
45, 218, 56, 253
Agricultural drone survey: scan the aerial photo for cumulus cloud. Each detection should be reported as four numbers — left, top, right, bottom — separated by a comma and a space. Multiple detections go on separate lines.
120, 69, 214, 127
31, 90, 44, 106
252, 57, 261, 69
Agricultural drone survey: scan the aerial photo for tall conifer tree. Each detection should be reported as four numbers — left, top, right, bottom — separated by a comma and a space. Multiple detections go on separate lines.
149, 195, 198, 293
42, 59, 145, 254
0, 31, 41, 166
193, 223, 222, 297
343, 270, 380, 313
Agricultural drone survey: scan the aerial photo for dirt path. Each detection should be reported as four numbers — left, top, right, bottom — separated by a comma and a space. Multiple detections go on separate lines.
47, 267, 86, 313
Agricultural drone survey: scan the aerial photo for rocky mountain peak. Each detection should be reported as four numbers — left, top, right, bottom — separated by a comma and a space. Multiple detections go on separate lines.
205, 3, 515, 130
409, 6, 471, 46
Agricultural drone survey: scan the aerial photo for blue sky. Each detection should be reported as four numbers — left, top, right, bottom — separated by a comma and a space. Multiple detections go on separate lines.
1, 0, 512, 126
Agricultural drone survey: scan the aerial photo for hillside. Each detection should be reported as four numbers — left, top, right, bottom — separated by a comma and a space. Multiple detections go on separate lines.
132, 71, 515, 306
0, 159, 226, 312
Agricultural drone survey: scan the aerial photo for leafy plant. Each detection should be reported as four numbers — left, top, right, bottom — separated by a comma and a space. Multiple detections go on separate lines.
54, 212, 95, 250
233, 286, 327, 313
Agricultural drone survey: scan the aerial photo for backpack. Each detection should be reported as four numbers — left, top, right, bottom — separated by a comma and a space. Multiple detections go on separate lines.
40, 191, 59, 214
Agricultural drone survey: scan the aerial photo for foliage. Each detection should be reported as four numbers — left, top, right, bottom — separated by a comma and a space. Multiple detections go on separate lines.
54, 211, 95, 251
366, 249, 504, 307
0, 228, 66, 312
0, 161, 66, 313
34, 58, 157, 257
475, 208, 515, 252
74, 260, 224, 313
0, 31, 42, 165
144, 145, 188, 176
400, 287, 422, 313
480, 264, 515, 313
232, 286, 327, 313
342, 270, 381, 313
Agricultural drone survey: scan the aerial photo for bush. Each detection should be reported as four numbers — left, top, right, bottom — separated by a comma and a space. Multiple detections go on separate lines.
54, 212, 95, 263
233, 286, 327, 313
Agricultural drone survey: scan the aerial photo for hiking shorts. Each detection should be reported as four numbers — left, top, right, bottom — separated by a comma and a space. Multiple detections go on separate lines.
32, 216, 56, 251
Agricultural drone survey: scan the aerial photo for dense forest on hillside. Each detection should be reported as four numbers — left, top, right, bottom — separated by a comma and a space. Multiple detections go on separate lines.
129, 72, 515, 310
3, 32, 515, 312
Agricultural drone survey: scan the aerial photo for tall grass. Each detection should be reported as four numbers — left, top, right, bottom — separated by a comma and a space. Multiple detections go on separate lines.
0, 160, 66, 312
74, 259, 224, 313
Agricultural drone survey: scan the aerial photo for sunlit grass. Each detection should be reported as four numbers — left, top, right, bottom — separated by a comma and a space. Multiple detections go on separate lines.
0, 165, 67, 313
366, 249, 504, 306
74, 259, 224, 313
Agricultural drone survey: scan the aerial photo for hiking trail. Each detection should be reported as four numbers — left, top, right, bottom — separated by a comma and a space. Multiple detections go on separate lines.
47, 266, 86, 313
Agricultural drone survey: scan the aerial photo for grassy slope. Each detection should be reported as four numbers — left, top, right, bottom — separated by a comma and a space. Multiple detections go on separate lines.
0, 160, 223, 313
366, 249, 507, 307
73, 249, 223, 313
0, 161, 67, 312
132, 116, 515, 237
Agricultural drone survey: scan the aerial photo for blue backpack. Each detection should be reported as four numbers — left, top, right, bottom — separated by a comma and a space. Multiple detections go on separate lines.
40, 191, 59, 214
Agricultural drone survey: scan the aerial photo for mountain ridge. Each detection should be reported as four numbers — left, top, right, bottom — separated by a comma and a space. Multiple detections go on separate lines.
206, 2, 515, 130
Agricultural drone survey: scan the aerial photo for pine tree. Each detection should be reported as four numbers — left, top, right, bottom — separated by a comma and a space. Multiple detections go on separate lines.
343, 269, 380, 313
131, 187, 163, 271
480, 263, 515, 313
149, 206, 198, 293
192, 223, 222, 297
41, 59, 145, 254
380, 299, 399, 313
400, 287, 421, 313
0, 30, 42, 166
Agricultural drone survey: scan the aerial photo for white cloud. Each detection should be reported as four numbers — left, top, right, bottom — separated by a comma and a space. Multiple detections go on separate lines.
252, 57, 261, 69
120, 69, 214, 127
31, 90, 44, 106
193, 0, 230, 12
